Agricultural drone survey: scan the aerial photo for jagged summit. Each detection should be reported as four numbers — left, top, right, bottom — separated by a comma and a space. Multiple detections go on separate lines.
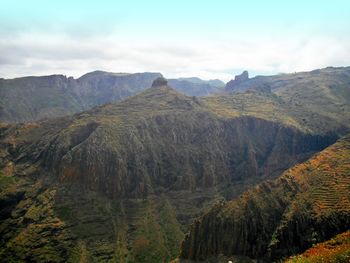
151, 76, 168, 87
225, 70, 250, 92
234, 70, 249, 82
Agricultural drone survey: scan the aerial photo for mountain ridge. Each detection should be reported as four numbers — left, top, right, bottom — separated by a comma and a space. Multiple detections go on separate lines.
0, 71, 225, 123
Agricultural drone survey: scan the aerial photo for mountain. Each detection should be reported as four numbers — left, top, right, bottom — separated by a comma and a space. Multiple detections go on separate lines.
2, 66, 349, 124
0, 72, 162, 123
0, 67, 349, 262
224, 67, 350, 134
225, 70, 249, 90
0, 72, 224, 124
0, 78, 345, 198
225, 67, 350, 96
179, 135, 350, 262
226, 67, 350, 126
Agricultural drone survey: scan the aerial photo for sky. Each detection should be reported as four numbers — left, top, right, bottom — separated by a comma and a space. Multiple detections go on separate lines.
1, 0, 349, 81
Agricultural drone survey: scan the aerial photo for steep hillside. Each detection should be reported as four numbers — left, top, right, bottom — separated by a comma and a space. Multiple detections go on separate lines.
180, 135, 350, 262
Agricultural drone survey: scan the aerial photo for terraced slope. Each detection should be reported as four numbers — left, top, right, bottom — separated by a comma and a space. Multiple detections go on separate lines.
180, 135, 350, 262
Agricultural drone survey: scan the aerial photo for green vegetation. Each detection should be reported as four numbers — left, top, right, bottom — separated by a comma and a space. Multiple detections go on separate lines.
0, 179, 185, 262
203, 91, 303, 131
0, 171, 17, 192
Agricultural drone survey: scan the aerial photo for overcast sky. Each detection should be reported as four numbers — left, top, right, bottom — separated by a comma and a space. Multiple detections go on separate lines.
1, 0, 349, 81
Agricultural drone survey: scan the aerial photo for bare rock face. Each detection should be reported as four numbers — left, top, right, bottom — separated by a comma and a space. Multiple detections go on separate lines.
152, 77, 168, 87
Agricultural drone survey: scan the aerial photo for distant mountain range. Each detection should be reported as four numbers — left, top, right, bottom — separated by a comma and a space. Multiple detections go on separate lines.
0, 71, 224, 123
0, 67, 349, 262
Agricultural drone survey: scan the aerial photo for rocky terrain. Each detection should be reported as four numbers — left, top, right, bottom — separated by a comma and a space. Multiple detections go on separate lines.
0, 67, 349, 262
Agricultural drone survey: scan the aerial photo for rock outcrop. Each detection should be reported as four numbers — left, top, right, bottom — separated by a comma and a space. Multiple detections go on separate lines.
235, 70, 249, 82
152, 77, 168, 87
225, 71, 249, 92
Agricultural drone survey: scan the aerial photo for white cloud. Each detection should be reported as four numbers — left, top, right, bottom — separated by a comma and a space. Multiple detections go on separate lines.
0, 32, 349, 81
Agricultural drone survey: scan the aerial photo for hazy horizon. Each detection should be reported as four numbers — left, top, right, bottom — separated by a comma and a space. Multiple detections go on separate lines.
1, 0, 349, 81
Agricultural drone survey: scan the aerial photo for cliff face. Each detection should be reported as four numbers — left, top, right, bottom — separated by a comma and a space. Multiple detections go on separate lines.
180, 135, 350, 261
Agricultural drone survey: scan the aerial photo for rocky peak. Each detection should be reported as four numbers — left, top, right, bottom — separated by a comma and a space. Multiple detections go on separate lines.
225, 71, 249, 92
152, 77, 168, 87
234, 70, 249, 83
